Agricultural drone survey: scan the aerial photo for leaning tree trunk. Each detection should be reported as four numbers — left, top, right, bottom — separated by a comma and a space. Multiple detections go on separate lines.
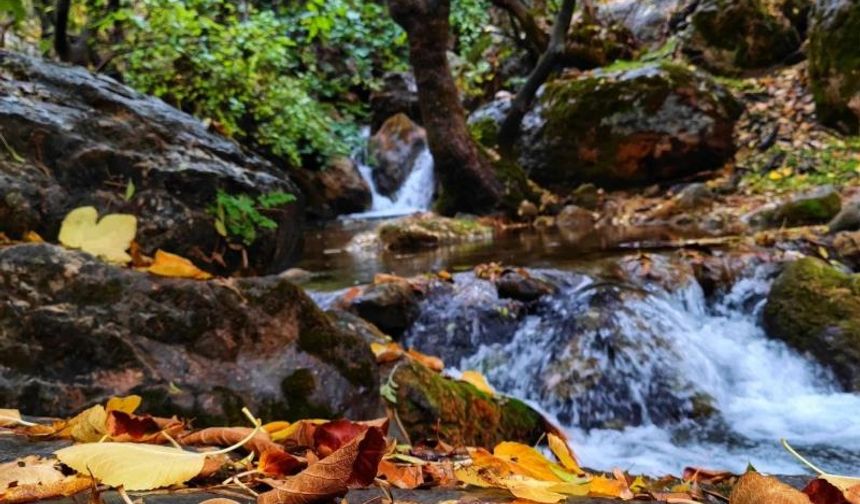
388, 0, 504, 215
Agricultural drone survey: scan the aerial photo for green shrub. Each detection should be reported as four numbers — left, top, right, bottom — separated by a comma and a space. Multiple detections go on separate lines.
211, 190, 296, 246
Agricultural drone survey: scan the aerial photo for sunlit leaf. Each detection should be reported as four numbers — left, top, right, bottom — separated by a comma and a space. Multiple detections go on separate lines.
548, 433, 581, 474
146, 250, 213, 280
460, 370, 494, 395
58, 207, 137, 264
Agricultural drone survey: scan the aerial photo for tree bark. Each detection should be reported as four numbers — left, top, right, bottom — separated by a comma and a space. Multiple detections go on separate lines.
54, 0, 71, 62
497, 0, 576, 154
387, 0, 504, 214
489, 0, 548, 57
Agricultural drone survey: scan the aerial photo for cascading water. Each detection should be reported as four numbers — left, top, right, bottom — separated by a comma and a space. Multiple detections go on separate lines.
348, 127, 435, 219
397, 263, 860, 475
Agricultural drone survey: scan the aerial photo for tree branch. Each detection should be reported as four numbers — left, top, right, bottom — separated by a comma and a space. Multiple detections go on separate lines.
489, 0, 548, 57
497, 0, 576, 153
54, 0, 71, 62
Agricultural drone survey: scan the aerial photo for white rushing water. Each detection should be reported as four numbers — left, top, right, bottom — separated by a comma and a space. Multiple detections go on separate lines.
455, 269, 860, 475
347, 128, 435, 219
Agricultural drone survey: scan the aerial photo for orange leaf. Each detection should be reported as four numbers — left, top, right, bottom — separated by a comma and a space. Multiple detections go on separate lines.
377, 460, 424, 489
370, 342, 405, 363
493, 442, 563, 482
179, 427, 280, 456
105, 411, 160, 440
731, 472, 812, 504
407, 348, 444, 372
0, 475, 92, 503
259, 450, 305, 477
257, 427, 386, 504
146, 250, 213, 280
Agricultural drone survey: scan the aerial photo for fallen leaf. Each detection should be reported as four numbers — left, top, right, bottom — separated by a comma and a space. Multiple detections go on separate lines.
58, 206, 137, 264
55, 442, 207, 491
730, 472, 812, 504
263, 421, 292, 435
683, 466, 734, 485
493, 442, 564, 482
0, 457, 64, 489
180, 427, 280, 456
804, 478, 853, 504
105, 395, 142, 414
314, 420, 368, 458
269, 419, 328, 446
147, 250, 213, 280
0, 475, 93, 504
370, 342, 405, 363
0, 409, 23, 427
459, 370, 494, 395
105, 411, 162, 441
22, 231, 43, 243
377, 459, 424, 489
56, 404, 108, 442
588, 474, 631, 499
407, 349, 444, 372
257, 426, 386, 504
259, 450, 305, 477
547, 433, 581, 474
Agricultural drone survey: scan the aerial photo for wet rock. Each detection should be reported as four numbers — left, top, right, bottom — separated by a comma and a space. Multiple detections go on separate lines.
345, 280, 421, 338
675, 183, 715, 210
556, 205, 596, 236
376, 214, 493, 252
597, 0, 686, 46
561, 16, 639, 69
495, 270, 558, 303
829, 200, 860, 233
369, 72, 421, 132
369, 114, 428, 198
326, 309, 392, 345
832, 231, 860, 269
387, 360, 545, 448
0, 244, 382, 423
569, 183, 602, 211
808, 0, 860, 133
680, 0, 802, 75
517, 200, 539, 221
309, 157, 371, 216
0, 51, 302, 275
763, 257, 860, 391
751, 186, 842, 228
467, 97, 511, 148
517, 62, 741, 191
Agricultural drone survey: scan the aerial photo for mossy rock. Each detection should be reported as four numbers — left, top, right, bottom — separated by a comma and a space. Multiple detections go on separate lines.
750, 186, 842, 228
681, 0, 801, 75
379, 214, 493, 252
517, 61, 741, 191
763, 257, 860, 390
388, 361, 545, 448
808, 0, 860, 133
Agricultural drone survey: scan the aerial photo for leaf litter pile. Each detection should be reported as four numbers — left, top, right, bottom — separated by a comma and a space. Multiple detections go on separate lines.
4, 212, 860, 504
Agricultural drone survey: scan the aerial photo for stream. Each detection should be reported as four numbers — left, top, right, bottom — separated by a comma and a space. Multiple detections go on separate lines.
299, 144, 860, 477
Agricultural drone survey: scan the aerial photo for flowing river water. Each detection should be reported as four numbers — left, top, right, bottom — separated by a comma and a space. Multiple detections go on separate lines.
299, 146, 860, 477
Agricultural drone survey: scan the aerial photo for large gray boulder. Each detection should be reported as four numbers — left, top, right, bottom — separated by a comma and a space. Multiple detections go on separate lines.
0, 50, 302, 274
0, 244, 382, 424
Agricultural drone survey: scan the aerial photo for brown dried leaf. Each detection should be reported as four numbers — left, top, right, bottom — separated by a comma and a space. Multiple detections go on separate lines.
257, 427, 386, 504
0, 475, 93, 504
377, 460, 424, 489
180, 427, 281, 456
730, 472, 812, 504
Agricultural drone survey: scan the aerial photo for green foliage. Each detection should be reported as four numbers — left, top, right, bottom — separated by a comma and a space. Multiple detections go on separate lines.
742, 136, 860, 193
451, 0, 491, 49
211, 190, 296, 246
0, 0, 25, 22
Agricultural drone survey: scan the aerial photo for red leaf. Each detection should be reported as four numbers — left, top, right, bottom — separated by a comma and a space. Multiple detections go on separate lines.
313, 420, 366, 458
106, 411, 160, 439
259, 450, 305, 477
805, 479, 851, 504
257, 427, 386, 504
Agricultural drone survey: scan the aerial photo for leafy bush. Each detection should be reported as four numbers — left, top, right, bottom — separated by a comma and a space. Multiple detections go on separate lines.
211, 190, 296, 246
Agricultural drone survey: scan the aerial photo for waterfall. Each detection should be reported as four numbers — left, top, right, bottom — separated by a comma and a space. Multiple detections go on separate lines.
401, 267, 860, 475
348, 127, 435, 219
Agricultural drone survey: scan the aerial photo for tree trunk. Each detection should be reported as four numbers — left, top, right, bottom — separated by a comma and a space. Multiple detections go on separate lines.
387, 0, 504, 215
497, 0, 576, 154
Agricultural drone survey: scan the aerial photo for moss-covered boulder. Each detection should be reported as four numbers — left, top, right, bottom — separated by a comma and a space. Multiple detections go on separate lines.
378, 214, 493, 252
387, 361, 544, 448
0, 243, 383, 423
680, 0, 802, 75
763, 257, 860, 390
517, 61, 741, 190
808, 0, 860, 133
750, 185, 842, 228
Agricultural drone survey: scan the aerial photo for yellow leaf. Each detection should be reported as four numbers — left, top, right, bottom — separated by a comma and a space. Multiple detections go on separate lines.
146, 250, 213, 280
57, 405, 107, 443
494, 442, 563, 482
460, 370, 494, 395
105, 395, 141, 414
54, 442, 206, 491
0, 408, 23, 427
23, 231, 44, 243
505, 477, 568, 503
454, 465, 502, 489
588, 475, 627, 498
58, 207, 137, 264
262, 421, 292, 435
269, 418, 328, 443
0, 457, 65, 490
370, 342, 405, 363
547, 433, 581, 473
